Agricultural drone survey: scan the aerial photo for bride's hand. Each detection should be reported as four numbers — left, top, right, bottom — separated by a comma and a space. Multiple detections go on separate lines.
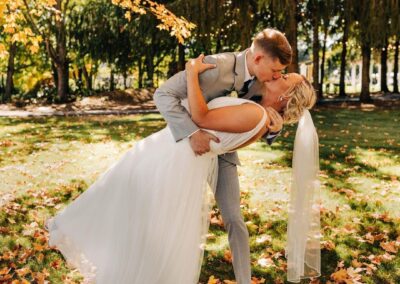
265, 107, 283, 132
185, 54, 216, 75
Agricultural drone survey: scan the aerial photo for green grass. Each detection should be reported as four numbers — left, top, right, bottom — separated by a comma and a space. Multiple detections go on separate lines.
0, 108, 399, 283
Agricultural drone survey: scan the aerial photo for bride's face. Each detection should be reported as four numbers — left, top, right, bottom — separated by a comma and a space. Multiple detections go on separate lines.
261, 73, 303, 112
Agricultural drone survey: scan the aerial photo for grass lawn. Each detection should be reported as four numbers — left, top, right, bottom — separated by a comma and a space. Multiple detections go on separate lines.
0, 107, 399, 283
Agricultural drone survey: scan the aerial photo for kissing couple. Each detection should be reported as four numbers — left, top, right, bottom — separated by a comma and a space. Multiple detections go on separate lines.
45, 28, 321, 284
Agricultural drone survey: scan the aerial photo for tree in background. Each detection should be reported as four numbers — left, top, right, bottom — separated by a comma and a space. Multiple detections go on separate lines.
258, 0, 300, 72
0, 0, 195, 102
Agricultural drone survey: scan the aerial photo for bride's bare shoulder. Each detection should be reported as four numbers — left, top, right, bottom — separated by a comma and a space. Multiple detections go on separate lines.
197, 100, 264, 133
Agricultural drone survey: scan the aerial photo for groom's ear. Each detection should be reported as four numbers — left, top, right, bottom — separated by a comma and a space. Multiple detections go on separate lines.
253, 54, 263, 65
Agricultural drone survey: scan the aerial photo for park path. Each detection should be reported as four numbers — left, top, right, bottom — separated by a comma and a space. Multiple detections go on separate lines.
0, 93, 399, 117
0, 96, 159, 117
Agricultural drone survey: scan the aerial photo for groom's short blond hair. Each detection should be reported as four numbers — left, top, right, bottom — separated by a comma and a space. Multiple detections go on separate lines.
252, 28, 292, 65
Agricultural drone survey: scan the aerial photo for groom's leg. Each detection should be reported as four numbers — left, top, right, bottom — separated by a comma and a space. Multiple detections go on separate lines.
215, 156, 251, 284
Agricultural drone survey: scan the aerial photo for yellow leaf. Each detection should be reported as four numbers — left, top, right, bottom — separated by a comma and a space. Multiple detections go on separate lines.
208, 275, 220, 284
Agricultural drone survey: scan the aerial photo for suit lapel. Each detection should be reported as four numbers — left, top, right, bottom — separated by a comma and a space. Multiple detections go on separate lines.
242, 79, 264, 100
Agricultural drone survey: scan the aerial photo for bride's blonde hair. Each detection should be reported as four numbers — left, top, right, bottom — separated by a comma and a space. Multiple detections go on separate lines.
282, 76, 317, 124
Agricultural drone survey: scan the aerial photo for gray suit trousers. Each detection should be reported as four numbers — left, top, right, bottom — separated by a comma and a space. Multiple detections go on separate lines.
215, 155, 251, 284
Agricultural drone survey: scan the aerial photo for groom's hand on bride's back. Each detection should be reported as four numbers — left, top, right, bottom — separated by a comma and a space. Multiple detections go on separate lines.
189, 130, 220, 156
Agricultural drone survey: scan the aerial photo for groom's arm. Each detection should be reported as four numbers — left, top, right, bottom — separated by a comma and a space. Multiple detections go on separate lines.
153, 56, 219, 142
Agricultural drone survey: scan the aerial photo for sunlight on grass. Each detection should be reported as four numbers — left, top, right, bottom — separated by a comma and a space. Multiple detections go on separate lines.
0, 108, 399, 283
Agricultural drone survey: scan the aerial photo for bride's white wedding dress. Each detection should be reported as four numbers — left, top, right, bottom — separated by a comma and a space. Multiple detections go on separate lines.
45, 96, 267, 284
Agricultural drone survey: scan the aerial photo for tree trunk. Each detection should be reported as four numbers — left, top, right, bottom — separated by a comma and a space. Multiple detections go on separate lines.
380, 39, 389, 93
215, 35, 222, 54
145, 51, 155, 87
360, 43, 372, 102
312, 13, 320, 97
286, 0, 299, 73
82, 64, 92, 90
269, 2, 275, 27
178, 43, 185, 72
110, 66, 115, 91
239, 1, 251, 49
76, 67, 83, 90
339, 19, 348, 97
56, 0, 69, 102
5, 42, 17, 103
393, 36, 399, 93
51, 62, 58, 89
56, 62, 69, 102
123, 70, 127, 89
320, 24, 328, 97
138, 56, 143, 88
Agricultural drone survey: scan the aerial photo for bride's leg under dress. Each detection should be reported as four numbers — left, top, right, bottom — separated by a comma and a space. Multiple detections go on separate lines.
46, 127, 218, 284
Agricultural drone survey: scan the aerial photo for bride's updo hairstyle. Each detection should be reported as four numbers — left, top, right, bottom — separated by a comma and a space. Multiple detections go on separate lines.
282, 76, 317, 124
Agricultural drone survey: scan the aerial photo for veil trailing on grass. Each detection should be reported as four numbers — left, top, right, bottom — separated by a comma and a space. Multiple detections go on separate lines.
285, 109, 322, 283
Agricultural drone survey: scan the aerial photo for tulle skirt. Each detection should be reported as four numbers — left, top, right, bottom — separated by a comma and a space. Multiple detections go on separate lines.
45, 126, 218, 284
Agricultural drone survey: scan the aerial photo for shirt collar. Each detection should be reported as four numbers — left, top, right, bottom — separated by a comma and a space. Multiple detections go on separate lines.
244, 50, 255, 82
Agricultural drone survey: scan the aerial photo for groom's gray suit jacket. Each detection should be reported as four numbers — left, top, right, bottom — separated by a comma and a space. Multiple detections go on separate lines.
153, 49, 282, 165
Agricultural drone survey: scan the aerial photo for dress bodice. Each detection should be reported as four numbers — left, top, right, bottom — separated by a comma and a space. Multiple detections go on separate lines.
180, 97, 267, 155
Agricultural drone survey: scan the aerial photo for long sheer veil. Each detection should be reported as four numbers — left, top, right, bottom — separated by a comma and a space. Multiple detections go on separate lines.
285, 109, 322, 283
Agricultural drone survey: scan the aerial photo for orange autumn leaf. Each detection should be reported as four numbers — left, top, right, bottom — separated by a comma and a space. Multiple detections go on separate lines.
330, 268, 349, 282
0, 267, 11, 275
223, 250, 233, 263
251, 276, 266, 284
380, 241, 398, 254
15, 267, 32, 277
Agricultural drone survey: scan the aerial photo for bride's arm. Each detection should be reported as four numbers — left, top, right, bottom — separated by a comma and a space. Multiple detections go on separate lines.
186, 54, 267, 133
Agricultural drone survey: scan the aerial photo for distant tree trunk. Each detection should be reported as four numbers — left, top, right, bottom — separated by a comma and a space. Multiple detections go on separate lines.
360, 43, 372, 102
76, 67, 83, 90
51, 62, 58, 89
393, 36, 399, 93
215, 35, 222, 54
339, 19, 348, 97
56, 61, 69, 102
54, 0, 69, 102
320, 24, 328, 97
380, 39, 389, 93
178, 43, 185, 72
145, 51, 155, 87
82, 64, 92, 90
286, 0, 299, 73
138, 56, 143, 88
312, 13, 320, 97
110, 66, 115, 91
0, 75, 4, 92
5, 42, 17, 103
239, 1, 251, 48
269, 2, 275, 27
123, 70, 127, 89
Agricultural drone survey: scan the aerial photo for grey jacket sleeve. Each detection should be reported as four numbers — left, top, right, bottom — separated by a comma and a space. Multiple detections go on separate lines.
262, 128, 283, 145
153, 55, 219, 142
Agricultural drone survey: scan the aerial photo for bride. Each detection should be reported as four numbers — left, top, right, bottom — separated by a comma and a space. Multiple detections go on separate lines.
45, 54, 320, 284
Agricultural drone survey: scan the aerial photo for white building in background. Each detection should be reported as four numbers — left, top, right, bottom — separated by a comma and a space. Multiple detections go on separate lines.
299, 60, 399, 95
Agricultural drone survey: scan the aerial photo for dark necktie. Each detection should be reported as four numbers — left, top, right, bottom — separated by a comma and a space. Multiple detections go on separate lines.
238, 78, 254, 97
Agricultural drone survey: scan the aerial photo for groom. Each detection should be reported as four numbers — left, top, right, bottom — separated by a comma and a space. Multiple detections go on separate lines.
154, 28, 292, 284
